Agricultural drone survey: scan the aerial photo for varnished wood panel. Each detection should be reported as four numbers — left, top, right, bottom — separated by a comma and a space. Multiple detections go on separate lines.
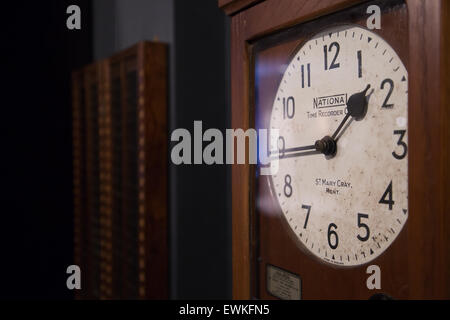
104, 42, 169, 299
83, 63, 102, 299
237, 0, 365, 41
218, 0, 264, 16
442, 0, 450, 298
72, 41, 168, 300
230, 13, 252, 300
407, 0, 449, 298
253, 0, 409, 300
99, 59, 113, 299
140, 42, 169, 300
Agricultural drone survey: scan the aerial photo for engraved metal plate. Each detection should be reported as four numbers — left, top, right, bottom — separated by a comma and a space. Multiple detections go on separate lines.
266, 265, 301, 300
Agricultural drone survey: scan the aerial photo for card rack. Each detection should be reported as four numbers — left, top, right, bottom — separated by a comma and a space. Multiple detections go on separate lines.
72, 42, 168, 299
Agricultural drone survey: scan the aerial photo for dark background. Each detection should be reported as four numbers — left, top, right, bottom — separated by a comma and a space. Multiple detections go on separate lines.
0, 0, 230, 299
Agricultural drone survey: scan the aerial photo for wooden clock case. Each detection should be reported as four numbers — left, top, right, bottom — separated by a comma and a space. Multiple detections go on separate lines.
219, 0, 450, 299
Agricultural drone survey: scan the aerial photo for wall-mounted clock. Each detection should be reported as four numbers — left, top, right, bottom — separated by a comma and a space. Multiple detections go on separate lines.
219, 0, 450, 299
270, 24, 408, 268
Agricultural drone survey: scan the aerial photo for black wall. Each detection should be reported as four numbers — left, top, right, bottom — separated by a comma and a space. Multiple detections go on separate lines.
172, 0, 231, 299
0, 1, 92, 299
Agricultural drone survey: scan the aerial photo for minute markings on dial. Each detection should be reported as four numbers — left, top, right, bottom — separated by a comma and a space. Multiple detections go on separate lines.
269, 26, 408, 266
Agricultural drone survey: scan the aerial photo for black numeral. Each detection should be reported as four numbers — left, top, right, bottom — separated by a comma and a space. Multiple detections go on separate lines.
392, 130, 407, 160
381, 78, 394, 109
379, 181, 395, 210
283, 96, 295, 119
302, 205, 311, 229
324, 42, 340, 70
284, 174, 292, 197
301, 63, 311, 88
357, 213, 370, 242
357, 50, 362, 78
327, 223, 339, 249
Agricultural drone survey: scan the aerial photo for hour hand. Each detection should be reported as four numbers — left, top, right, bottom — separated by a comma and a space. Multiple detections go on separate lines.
347, 84, 371, 121
331, 84, 371, 140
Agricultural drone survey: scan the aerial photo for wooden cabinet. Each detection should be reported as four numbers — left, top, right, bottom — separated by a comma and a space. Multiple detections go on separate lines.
220, 0, 450, 299
72, 42, 168, 299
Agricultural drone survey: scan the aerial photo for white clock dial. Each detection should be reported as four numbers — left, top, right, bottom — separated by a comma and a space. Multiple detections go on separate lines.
269, 25, 408, 267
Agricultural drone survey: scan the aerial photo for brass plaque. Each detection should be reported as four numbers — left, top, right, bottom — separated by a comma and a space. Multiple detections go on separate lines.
266, 265, 301, 300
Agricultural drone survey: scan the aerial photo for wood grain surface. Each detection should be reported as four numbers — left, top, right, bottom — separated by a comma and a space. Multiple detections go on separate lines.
72, 42, 168, 299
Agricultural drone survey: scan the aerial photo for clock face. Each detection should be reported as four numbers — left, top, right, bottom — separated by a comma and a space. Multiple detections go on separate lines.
269, 25, 408, 267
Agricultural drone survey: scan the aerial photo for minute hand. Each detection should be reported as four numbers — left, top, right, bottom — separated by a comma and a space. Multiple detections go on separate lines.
331, 113, 350, 140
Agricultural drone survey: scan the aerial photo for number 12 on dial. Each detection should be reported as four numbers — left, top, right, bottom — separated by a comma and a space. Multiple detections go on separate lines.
270, 25, 408, 266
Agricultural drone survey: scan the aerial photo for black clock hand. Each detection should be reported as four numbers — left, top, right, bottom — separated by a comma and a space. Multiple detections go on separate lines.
275, 85, 371, 159
331, 84, 371, 139
272, 144, 318, 160
282, 145, 316, 153
315, 84, 371, 156
331, 113, 350, 140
